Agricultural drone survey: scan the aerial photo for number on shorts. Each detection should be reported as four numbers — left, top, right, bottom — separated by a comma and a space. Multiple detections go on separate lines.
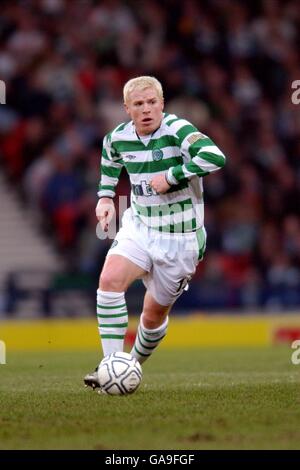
176, 277, 189, 294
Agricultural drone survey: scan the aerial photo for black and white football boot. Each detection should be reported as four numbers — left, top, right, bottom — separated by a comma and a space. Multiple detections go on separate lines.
84, 366, 100, 390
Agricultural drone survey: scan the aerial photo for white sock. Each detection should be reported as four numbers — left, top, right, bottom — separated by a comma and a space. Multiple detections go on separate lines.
96, 289, 128, 357
131, 315, 169, 364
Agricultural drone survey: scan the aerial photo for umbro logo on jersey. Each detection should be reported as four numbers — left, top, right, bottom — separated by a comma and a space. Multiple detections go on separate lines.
123, 154, 136, 160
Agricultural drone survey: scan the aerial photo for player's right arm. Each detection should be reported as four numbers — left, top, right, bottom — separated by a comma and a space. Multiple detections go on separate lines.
96, 197, 115, 232
97, 133, 123, 231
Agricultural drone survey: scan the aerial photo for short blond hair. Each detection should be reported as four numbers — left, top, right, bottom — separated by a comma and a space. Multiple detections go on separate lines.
123, 76, 163, 104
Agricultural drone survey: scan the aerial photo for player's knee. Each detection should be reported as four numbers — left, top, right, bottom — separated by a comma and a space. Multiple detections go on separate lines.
142, 317, 161, 329
142, 311, 166, 329
99, 271, 126, 292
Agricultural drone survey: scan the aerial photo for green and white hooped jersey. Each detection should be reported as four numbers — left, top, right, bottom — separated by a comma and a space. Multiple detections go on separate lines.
98, 113, 226, 233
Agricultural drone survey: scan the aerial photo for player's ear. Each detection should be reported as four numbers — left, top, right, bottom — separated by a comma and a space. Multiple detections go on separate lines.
124, 102, 130, 116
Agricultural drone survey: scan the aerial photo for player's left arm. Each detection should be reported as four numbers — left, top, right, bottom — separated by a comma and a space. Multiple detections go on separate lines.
166, 121, 226, 185
149, 173, 171, 194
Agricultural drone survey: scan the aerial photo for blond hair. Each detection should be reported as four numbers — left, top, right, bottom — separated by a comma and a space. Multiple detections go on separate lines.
123, 76, 163, 104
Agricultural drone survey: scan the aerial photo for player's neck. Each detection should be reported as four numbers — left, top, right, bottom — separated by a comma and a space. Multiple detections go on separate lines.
135, 125, 160, 140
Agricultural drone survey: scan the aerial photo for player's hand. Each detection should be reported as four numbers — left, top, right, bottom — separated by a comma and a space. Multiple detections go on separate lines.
95, 198, 115, 232
150, 174, 171, 194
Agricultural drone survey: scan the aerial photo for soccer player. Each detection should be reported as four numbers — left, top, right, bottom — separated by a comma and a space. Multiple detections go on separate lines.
84, 76, 226, 389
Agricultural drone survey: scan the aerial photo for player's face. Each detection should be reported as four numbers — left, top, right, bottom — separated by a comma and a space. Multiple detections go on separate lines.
125, 87, 164, 136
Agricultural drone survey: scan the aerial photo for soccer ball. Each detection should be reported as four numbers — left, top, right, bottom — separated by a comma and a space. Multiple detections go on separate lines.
97, 352, 142, 395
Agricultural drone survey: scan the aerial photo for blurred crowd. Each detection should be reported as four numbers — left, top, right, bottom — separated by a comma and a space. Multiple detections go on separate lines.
0, 0, 300, 310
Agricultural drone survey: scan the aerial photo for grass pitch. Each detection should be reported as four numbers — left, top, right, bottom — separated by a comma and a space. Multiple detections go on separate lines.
0, 347, 299, 450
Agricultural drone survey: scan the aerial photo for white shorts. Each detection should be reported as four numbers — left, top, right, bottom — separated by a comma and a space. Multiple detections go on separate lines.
107, 208, 206, 306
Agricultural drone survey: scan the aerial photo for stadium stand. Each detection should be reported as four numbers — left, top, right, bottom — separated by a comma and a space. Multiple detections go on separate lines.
0, 0, 299, 313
